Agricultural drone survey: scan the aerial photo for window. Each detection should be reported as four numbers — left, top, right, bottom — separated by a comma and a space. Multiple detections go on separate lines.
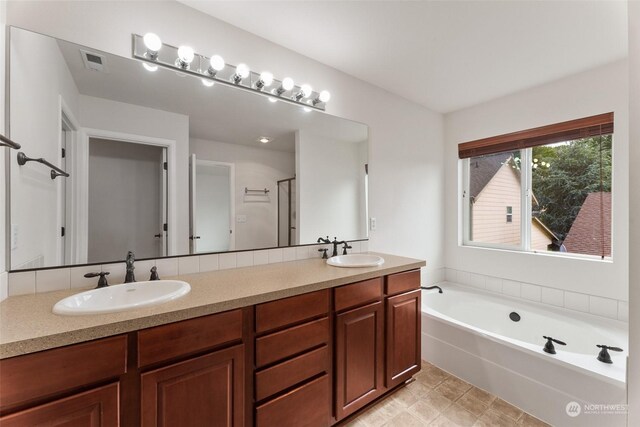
460, 113, 613, 259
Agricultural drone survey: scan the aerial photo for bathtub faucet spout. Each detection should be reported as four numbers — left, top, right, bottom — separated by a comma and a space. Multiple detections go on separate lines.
421, 285, 443, 294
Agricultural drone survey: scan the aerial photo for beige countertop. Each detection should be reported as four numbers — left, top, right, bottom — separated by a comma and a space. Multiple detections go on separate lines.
0, 252, 424, 359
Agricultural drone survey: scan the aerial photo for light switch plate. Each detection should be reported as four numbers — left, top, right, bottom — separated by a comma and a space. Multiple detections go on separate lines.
236, 215, 247, 223
369, 217, 377, 231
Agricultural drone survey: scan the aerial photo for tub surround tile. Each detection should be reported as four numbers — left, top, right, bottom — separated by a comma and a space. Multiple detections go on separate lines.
563, 291, 589, 313
589, 295, 618, 319
502, 280, 521, 297
282, 247, 297, 262
468, 273, 486, 290
8, 271, 35, 296
618, 301, 629, 322
178, 256, 200, 275
236, 251, 254, 268
540, 287, 564, 307
253, 250, 269, 266
484, 276, 502, 293
199, 254, 219, 272
267, 249, 283, 264
154, 258, 179, 277
218, 253, 237, 270
445, 268, 457, 283
520, 283, 541, 302
36, 269, 71, 293
456, 271, 471, 287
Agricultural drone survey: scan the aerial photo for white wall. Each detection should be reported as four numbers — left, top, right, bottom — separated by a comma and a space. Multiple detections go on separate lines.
4, 0, 445, 284
627, 1, 639, 423
191, 138, 295, 250
1, 0, 8, 301
444, 60, 629, 302
78, 94, 190, 255
9, 28, 80, 269
296, 130, 367, 244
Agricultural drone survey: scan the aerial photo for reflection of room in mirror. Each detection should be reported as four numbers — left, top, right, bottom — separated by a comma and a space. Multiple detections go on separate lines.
8, 27, 369, 270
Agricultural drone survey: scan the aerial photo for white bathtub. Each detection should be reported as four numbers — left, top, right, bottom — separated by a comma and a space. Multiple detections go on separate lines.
421, 283, 628, 427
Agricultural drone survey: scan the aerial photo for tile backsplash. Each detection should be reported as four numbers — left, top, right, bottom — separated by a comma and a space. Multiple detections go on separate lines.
5, 241, 370, 298
441, 268, 628, 323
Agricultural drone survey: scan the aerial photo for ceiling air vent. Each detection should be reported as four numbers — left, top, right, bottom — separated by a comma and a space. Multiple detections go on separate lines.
80, 49, 108, 73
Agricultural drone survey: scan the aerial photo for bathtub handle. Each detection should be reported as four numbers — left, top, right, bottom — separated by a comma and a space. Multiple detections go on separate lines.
542, 336, 566, 354
596, 345, 623, 364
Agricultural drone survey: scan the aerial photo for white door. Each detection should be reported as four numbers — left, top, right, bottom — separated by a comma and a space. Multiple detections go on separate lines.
190, 155, 235, 253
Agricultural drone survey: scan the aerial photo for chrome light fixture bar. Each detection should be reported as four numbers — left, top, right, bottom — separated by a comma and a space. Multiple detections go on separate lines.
132, 33, 330, 111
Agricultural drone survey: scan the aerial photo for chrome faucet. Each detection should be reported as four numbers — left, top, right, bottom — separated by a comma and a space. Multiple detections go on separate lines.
124, 251, 136, 283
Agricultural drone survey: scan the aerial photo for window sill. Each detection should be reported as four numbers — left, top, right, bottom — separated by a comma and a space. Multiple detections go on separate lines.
460, 242, 613, 264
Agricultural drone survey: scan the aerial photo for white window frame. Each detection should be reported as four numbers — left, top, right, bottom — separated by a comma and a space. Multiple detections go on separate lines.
461, 146, 612, 261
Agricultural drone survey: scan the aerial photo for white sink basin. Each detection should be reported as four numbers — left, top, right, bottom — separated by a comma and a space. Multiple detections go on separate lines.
327, 254, 385, 268
53, 280, 191, 316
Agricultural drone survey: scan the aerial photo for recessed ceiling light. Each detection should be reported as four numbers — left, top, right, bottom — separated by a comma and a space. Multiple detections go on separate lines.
258, 137, 272, 144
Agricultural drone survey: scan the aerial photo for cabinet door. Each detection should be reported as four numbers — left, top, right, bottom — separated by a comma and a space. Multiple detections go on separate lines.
141, 344, 244, 427
334, 301, 384, 421
386, 289, 421, 388
0, 383, 119, 427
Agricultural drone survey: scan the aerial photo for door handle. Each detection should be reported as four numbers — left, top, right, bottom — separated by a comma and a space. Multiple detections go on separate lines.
154, 233, 162, 238
189, 235, 201, 240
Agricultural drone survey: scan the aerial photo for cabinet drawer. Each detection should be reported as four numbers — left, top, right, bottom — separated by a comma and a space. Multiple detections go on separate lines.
255, 289, 329, 334
385, 270, 420, 296
138, 309, 243, 368
255, 374, 330, 427
334, 278, 382, 312
255, 345, 329, 401
256, 317, 329, 368
0, 383, 119, 426
0, 335, 127, 413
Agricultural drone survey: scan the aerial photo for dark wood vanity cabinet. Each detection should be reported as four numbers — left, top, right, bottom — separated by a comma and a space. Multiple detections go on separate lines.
0, 268, 423, 427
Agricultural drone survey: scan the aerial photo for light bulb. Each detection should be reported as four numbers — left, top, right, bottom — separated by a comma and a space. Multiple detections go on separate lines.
319, 90, 331, 103
236, 63, 250, 78
268, 97, 278, 103
178, 46, 194, 63
313, 90, 331, 105
259, 137, 271, 144
143, 33, 162, 57
301, 84, 313, 98
282, 77, 295, 91
259, 71, 273, 87
202, 79, 214, 87
303, 107, 312, 112
143, 62, 158, 72
209, 55, 225, 72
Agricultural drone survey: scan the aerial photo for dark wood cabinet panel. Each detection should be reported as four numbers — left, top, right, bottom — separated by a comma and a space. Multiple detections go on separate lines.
137, 309, 243, 368
255, 345, 329, 402
334, 278, 382, 313
140, 344, 244, 427
334, 301, 384, 421
385, 269, 420, 296
0, 383, 119, 427
386, 290, 421, 388
255, 317, 329, 368
255, 290, 329, 334
255, 374, 330, 427
0, 335, 127, 413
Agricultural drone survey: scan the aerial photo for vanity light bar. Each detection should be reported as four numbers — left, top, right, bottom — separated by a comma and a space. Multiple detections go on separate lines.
131, 33, 330, 111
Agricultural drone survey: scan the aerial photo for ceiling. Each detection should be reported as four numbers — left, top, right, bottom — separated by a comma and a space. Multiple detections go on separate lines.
55, 37, 367, 153
180, 0, 628, 113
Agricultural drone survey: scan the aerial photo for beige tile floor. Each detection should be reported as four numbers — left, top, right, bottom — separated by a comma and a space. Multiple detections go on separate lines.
342, 361, 551, 427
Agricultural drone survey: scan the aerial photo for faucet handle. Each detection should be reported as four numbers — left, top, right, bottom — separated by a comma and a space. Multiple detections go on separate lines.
84, 272, 110, 288
596, 344, 623, 364
542, 336, 566, 354
150, 266, 160, 281
318, 248, 329, 259
341, 242, 352, 255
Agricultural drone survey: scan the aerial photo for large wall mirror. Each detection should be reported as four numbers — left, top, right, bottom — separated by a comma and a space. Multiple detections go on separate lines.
7, 27, 369, 270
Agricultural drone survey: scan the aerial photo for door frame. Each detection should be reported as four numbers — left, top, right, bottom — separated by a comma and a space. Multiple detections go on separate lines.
74, 128, 177, 256
191, 157, 236, 252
